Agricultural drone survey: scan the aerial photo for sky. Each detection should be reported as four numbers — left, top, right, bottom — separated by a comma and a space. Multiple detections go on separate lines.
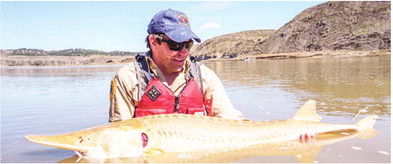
1, 1, 325, 52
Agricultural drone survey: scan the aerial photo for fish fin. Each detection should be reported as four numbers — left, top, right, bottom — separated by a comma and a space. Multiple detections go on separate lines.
291, 100, 322, 122
355, 115, 378, 139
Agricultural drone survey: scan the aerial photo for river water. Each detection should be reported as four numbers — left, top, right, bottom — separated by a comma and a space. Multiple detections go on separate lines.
1, 56, 390, 163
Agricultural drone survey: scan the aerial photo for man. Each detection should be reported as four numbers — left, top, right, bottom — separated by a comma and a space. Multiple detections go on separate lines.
108, 9, 245, 122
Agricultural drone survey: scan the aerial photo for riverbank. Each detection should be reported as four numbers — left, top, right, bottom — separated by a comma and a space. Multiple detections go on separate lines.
1, 50, 390, 66
204, 50, 391, 62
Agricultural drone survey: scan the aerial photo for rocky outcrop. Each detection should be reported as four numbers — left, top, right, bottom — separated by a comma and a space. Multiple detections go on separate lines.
191, 1, 390, 59
255, 1, 390, 54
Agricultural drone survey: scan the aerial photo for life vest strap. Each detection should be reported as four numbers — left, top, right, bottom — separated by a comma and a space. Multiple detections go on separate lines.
189, 56, 203, 95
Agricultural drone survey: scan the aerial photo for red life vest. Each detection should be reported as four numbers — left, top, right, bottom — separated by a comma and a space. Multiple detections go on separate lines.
134, 54, 212, 118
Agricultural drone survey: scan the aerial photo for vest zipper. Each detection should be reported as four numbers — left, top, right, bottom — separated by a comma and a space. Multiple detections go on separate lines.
174, 96, 180, 113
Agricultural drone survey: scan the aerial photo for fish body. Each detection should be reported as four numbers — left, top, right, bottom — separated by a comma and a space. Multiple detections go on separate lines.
25, 100, 378, 159
145, 129, 363, 163
58, 129, 362, 163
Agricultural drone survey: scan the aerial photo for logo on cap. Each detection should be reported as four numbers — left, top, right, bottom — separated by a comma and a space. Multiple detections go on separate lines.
178, 14, 189, 26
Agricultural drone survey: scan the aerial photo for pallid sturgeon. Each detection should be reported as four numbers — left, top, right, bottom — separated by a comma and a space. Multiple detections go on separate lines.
57, 129, 371, 163
25, 100, 378, 160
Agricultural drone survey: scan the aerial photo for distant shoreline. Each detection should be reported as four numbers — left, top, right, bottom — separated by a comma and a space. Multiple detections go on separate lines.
0, 55, 135, 67
1, 50, 390, 67
203, 50, 391, 62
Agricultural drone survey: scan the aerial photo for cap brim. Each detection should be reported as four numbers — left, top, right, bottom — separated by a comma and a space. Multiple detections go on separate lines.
165, 28, 201, 43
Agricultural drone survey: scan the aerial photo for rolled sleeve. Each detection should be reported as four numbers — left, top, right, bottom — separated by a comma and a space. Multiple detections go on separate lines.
109, 63, 138, 122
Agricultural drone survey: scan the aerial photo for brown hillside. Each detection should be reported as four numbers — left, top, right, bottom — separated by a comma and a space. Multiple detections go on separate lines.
190, 30, 275, 60
191, 1, 390, 60
254, 1, 391, 53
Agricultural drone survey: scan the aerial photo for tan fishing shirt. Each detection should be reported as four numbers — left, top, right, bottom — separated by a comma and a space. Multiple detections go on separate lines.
108, 56, 245, 122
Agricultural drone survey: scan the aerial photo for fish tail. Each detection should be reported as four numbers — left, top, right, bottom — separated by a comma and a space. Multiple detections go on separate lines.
355, 115, 378, 139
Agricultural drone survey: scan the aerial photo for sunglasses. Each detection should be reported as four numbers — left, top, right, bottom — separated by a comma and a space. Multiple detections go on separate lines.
158, 37, 194, 51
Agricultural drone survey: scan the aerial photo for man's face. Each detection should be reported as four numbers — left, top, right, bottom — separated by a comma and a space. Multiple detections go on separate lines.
150, 35, 191, 75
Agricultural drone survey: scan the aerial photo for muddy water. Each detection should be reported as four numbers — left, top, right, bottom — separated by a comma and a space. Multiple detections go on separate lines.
1, 56, 390, 163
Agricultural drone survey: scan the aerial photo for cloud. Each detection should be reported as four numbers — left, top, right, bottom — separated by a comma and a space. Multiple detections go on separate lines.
199, 22, 221, 29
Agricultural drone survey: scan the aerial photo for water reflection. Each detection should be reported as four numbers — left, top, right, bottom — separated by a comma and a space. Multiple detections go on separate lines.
205, 56, 390, 117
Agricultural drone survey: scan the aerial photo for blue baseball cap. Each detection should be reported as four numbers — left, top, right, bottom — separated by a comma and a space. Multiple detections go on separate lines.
147, 9, 201, 43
